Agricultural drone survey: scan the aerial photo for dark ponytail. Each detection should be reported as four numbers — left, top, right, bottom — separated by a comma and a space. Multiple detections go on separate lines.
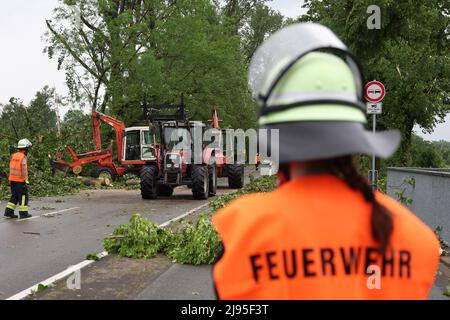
331, 156, 393, 254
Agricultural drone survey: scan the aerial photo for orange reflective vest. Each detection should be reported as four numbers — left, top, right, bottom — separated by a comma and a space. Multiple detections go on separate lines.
212, 175, 440, 300
9, 152, 28, 182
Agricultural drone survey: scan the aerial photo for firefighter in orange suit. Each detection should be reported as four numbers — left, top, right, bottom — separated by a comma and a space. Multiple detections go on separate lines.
4, 139, 33, 219
211, 23, 440, 299
255, 153, 261, 170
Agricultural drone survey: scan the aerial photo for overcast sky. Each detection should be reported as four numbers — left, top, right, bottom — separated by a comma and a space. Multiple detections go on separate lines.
0, 0, 447, 141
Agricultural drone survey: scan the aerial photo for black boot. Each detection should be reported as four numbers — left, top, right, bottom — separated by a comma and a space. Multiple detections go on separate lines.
19, 212, 32, 219
4, 208, 18, 219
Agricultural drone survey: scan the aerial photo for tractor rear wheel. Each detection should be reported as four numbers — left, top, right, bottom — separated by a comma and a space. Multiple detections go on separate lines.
157, 184, 174, 197
192, 165, 209, 200
94, 167, 116, 181
227, 164, 244, 189
208, 165, 217, 196
140, 165, 158, 199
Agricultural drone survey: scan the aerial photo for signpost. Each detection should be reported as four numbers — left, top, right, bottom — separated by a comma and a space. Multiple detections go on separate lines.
364, 81, 385, 190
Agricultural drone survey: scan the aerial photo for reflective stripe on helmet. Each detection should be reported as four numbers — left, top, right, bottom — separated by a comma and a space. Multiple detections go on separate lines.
266, 91, 361, 108
258, 104, 366, 126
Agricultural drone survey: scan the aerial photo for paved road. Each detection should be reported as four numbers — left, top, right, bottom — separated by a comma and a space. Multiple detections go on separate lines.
2, 167, 449, 300
0, 173, 250, 299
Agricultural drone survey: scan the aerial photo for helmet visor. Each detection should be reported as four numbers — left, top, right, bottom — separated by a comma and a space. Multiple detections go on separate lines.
249, 23, 363, 103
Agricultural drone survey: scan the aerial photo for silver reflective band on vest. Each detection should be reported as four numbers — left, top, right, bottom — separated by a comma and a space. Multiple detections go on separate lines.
266, 91, 362, 107
10, 173, 24, 177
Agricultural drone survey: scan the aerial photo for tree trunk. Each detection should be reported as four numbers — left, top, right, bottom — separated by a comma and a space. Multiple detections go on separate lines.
401, 122, 414, 167
78, 176, 112, 187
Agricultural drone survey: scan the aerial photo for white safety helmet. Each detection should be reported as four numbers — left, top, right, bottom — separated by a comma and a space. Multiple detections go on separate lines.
17, 138, 32, 149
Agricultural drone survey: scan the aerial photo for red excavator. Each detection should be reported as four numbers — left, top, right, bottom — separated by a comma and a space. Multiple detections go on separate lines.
50, 110, 159, 181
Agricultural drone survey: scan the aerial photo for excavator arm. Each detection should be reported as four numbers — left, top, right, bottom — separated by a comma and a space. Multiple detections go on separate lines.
211, 108, 220, 129
92, 110, 126, 162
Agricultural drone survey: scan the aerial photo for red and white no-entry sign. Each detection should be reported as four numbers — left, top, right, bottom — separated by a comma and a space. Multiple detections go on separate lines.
364, 81, 385, 103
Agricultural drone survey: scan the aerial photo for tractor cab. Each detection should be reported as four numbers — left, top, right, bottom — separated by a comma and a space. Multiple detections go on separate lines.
161, 121, 207, 149
161, 121, 192, 150
122, 127, 157, 162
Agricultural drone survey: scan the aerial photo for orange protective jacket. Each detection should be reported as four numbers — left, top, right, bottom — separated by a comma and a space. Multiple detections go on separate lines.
9, 152, 28, 182
212, 175, 440, 300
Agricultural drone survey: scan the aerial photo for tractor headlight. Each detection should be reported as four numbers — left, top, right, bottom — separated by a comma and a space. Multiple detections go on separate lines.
165, 153, 181, 170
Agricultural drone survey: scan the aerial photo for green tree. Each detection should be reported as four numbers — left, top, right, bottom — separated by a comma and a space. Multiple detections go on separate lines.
0, 98, 28, 140
411, 134, 444, 168
432, 140, 450, 166
240, 3, 285, 64
45, 0, 256, 128
28, 86, 58, 135
220, 0, 269, 35
61, 109, 95, 153
301, 0, 450, 166
0, 87, 58, 141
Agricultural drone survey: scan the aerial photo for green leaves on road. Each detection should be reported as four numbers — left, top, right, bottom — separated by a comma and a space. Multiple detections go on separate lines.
210, 174, 278, 211
104, 214, 173, 260
168, 214, 223, 265
103, 175, 278, 264
103, 213, 221, 264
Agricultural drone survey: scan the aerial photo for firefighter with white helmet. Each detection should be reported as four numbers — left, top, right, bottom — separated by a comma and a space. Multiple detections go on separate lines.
4, 138, 33, 219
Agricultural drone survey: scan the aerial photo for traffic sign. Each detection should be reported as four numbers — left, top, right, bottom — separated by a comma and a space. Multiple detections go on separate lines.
366, 102, 382, 114
364, 80, 385, 103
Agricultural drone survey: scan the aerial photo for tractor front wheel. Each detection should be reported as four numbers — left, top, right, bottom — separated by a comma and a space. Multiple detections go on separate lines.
227, 164, 244, 189
192, 165, 209, 200
140, 165, 158, 199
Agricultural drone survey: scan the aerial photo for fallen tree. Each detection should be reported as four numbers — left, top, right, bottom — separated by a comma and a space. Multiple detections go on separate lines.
78, 176, 112, 187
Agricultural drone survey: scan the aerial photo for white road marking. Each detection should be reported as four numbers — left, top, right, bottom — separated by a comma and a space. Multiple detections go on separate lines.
6, 260, 94, 300
41, 207, 80, 217
0, 207, 80, 224
159, 202, 210, 227
14, 216, 40, 222
5, 202, 210, 300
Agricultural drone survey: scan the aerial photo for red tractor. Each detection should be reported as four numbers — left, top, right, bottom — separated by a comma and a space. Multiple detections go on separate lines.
141, 99, 244, 200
